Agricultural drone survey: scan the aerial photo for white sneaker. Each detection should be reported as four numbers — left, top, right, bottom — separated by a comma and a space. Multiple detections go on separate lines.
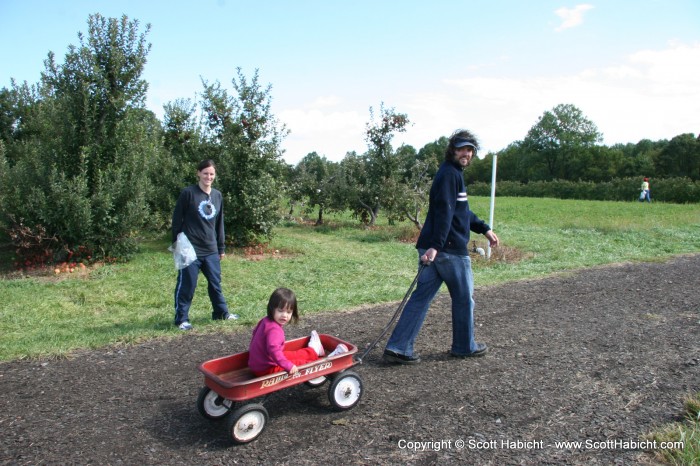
178, 321, 193, 331
327, 344, 348, 358
308, 330, 325, 357
226, 313, 239, 320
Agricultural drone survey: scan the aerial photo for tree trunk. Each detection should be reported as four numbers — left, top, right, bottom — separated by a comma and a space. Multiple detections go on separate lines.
369, 205, 380, 226
405, 209, 423, 230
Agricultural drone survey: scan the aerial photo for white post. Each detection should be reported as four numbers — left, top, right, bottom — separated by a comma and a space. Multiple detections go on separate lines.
487, 155, 498, 259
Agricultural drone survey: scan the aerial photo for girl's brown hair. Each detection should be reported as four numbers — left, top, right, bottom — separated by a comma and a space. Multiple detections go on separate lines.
267, 287, 299, 323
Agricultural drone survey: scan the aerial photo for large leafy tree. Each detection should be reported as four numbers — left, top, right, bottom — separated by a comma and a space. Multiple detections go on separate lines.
391, 144, 431, 229
655, 133, 700, 180
0, 81, 47, 165
152, 98, 203, 227
416, 136, 448, 179
41, 14, 152, 183
488, 142, 523, 182
522, 103, 602, 180
0, 87, 18, 146
198, 68, 289, 246
0, 14, 159, 260
340, 103, 410, 225
289, 152, 339, 225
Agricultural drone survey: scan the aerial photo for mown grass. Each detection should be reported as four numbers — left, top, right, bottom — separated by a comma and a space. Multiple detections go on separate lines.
1, 196, 698, 464
0, 196, 698, 362
646, 393, 700, 465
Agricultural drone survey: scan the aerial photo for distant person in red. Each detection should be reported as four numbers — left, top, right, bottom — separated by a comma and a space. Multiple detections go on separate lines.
248, 288, 347, 377
639, 177, 651, 202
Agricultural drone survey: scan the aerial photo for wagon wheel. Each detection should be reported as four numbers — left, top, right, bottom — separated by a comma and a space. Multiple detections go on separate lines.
327, 371, 363, 411
227, 403, 269, 444
305, 376, 327, 388
196, 386, 233, 420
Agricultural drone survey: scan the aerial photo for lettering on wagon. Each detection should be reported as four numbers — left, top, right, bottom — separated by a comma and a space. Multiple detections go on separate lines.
301, 361, 332, 377
260, 373, 289, 388
259, 361, 333, 389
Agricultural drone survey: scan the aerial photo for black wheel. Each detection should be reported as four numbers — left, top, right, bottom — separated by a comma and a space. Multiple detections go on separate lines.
305, 376, 327, 388
327, 371, 363, 410
196, 386, 233, 420
227, 403, 269, 444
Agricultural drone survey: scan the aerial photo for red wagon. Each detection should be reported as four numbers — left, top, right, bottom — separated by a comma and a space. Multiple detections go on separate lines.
197, 333, 362, 444
196, 265, 425, 444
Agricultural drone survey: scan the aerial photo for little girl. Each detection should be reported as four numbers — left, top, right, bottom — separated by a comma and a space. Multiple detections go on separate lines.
248, 287, 346, 377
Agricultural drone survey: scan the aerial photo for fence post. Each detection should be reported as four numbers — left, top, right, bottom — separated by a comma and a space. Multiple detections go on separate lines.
487, 155, 498, 260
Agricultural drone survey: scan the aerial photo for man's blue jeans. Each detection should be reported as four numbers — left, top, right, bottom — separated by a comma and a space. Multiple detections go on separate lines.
386, 249, 477, 356
174, 253, 229, 325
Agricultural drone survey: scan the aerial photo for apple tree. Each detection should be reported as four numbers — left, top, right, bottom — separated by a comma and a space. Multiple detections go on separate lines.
198, 68, 289, 246
339, 103, 410, 225
0, 14, 159, 263
289, 152, 339, 225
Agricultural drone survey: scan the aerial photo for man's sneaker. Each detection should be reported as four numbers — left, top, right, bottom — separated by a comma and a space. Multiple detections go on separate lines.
327, 344, 348, 358
226, 313, 239, 320
308, 330, 325, 357
383, 349, 420, 364
178, 321, 193, 331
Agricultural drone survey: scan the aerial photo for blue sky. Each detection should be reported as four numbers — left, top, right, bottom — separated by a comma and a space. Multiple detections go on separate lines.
1, 0, 699, 165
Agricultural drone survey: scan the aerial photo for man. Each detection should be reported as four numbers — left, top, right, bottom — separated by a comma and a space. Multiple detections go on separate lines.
383, 129, 499, 363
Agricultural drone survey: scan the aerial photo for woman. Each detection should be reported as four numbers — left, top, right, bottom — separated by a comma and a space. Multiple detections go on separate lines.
172, 159, 236, 330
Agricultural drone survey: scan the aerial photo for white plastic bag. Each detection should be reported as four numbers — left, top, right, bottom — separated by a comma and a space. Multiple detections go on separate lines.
168, 232, 197, 270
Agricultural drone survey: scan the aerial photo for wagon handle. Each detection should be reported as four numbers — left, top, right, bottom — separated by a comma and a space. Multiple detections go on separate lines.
354, 263, 426, 364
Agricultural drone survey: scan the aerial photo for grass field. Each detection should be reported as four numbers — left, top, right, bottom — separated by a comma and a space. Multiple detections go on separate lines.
0, 196, 698, 362
1, 196, 699, 463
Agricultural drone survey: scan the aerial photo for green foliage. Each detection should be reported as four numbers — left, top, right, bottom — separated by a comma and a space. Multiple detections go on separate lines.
521, 103, 603, 180
288, 152, 340, 224
0, 88, 18, 145
2, 196, 700, 361
646, 393, 700, 465
198, 68, 289, 246
416, 136, 448, 178
390, 145, 430, 229
334, 103, 411, 225
152, 98, 205, 227
2, 5, 698, 269
480, 106, 696, 187
225, 171, 281, 245
469, 177, 700, 203
0, 14, 157, 262
656, 133, 700, 180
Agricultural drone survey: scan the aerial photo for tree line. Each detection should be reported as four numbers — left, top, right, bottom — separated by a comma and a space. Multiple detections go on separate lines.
1, 14, 698, 269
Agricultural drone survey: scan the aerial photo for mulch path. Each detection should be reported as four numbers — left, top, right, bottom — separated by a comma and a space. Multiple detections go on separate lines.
1, 254, 698, 465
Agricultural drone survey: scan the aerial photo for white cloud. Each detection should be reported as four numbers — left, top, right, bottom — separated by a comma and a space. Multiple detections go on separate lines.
308, 95, 343, 109
554, 4, 594, 32
278, 41, 700, 165
278, 105, 366, 162
397, 41, 700, 154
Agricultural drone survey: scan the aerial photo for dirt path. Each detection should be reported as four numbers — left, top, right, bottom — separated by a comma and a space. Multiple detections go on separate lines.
1, 255, 698, 465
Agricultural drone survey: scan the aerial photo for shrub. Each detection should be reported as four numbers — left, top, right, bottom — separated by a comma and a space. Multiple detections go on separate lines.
470, 177, 700, 203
